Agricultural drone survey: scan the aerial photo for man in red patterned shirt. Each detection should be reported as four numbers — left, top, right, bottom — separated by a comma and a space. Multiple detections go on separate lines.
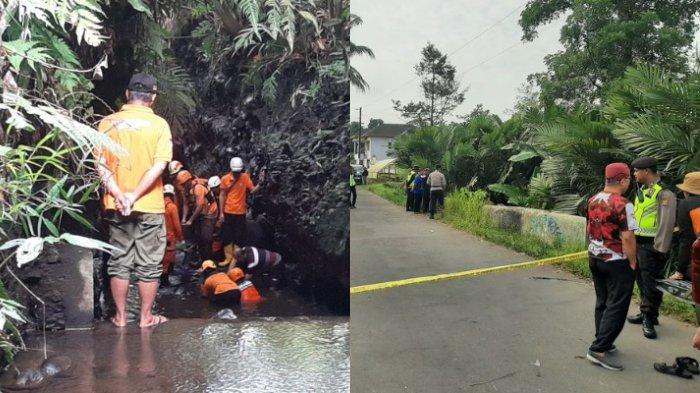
585, 163, 639, 371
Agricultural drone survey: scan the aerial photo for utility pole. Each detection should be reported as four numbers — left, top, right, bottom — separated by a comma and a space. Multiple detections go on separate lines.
356, 107, 362, 165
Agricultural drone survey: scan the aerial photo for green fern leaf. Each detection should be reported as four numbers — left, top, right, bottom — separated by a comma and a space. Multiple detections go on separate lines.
127, 0, 153, 17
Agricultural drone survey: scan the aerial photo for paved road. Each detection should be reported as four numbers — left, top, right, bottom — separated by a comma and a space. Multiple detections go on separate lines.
351, 188, 698, 393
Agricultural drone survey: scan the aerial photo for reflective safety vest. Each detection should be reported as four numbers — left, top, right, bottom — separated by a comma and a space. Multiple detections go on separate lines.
633, 183, 663, 237
405, 171, 416, 190
350, 173, 356, 187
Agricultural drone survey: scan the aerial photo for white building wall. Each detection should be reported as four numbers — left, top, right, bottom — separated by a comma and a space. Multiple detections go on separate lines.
368, 136, 393, 163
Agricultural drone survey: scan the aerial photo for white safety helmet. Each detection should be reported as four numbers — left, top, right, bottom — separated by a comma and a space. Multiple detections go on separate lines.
163, 184, 175, 195
168, 161, 183, 175
208, 176, 221, 189
230, 157, 244, 172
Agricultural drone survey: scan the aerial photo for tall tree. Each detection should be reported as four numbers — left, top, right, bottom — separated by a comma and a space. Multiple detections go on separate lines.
520, 0, 700, 106
367, 118, 384, 129
392, 43, 466, 126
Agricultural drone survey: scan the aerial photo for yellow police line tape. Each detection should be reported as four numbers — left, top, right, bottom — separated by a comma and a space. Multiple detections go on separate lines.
350, 251, 589, 295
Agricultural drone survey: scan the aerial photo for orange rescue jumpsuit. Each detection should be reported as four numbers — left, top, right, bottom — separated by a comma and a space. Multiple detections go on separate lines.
163, 196, 184, 274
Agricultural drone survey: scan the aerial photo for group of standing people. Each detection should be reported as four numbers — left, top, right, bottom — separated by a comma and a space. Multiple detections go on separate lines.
585, 157, 700, 372
404, 165, 447, 219
95, 73, 275, 328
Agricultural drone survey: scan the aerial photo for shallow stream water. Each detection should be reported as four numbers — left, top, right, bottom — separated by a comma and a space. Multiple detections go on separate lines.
3, 317, 349, 392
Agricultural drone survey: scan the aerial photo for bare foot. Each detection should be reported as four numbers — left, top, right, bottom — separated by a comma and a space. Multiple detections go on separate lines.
669, 271, 684, 280
139, 315, 168, 328
111, 316, 127, 328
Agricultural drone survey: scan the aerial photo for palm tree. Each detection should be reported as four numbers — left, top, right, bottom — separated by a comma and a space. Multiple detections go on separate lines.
606, 65, 700, 182
348, 13, 374, 92
534, 110, 630, 213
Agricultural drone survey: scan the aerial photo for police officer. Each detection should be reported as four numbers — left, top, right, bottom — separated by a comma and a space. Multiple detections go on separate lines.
626, 157, 677, 339
405, 165, 419, 212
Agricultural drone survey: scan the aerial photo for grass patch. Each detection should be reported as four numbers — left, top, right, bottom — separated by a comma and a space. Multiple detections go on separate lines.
365, 182, 405, 207
366, 183, 698, 325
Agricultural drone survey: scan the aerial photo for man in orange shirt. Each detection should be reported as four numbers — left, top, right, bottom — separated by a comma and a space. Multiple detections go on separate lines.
162, 184, 183, 283
184, 177, 218, 261
95, 73, 171, 328
217, 157, 264, 266
199, 260, 241, 305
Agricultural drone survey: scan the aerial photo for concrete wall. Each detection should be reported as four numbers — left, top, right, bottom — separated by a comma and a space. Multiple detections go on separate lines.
485, 205, 586, 248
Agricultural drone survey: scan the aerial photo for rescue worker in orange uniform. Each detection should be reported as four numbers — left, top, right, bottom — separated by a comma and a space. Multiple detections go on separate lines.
217, 157, 264, 266
168, 161, 186, 214
183, 176, 218, 261
199, 260, 262, 305
162, 184, 184, 284
173, 169, 194, 222
200, 260, 241, 305
208, 176, 224, 259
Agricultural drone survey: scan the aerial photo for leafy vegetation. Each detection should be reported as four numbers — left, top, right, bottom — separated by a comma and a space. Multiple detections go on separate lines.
0, 0, 127, 368
390, 64, 700, 214
181, 0, 353, 107
519, 0, 700, 107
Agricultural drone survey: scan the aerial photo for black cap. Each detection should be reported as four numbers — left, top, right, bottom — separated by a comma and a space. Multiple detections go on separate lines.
631, 157, 657, 170
127, 73, 157, 94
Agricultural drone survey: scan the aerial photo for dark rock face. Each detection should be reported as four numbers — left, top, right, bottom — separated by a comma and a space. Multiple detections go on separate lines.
176, 64, 350, 313
2, 244, 94, 332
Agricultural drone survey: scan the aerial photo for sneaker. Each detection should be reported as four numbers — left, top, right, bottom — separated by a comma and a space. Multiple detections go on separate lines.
607, 345, 617, 354
587, 350, 624, 371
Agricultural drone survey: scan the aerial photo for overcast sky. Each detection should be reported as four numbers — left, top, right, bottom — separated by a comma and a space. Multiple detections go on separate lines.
349, 0, 567, 124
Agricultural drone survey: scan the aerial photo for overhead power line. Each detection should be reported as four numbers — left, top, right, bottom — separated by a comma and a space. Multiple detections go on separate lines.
358, 1, 528, 109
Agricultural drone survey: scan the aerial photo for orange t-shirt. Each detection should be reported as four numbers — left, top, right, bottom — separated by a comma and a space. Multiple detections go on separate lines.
191, 181, 218, 217
201, 272, 239, 297
164, 197, 183, 242
96, 104, 172, 213
690, 207, 700, 236
220, 173, 254, 215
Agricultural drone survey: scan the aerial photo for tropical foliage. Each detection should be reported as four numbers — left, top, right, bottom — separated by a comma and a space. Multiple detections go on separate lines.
182, 0, 352, 107
0, 0, 126, 367
519, 0, 700, 107
391, 63, 700, 214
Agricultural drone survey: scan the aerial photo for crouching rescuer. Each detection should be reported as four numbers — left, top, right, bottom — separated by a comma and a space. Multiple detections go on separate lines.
199, 260, 262, 305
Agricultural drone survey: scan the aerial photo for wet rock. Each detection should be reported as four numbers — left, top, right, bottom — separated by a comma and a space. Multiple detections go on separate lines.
40, 355, 72, 377
3, 244, 93, 332
11, 368, 45, 390
215, 309, 237, 320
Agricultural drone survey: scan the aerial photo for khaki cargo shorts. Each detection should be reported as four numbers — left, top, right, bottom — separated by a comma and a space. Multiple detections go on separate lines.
105, 212, 166, 282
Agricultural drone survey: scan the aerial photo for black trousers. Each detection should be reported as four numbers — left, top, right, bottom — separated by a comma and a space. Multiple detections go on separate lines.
413, 191, 423, 213
429, 190, 445, 217
589, 257, 635, 352
194, 215, 216, 261
405, 190, 413, 211
221, 214, 247, 247
350, 185, 357, 207
635, 241, 666, 318
422, 191, 430, 213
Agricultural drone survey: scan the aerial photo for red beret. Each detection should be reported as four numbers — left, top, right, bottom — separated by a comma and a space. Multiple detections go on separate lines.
605, 163, 630, 181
